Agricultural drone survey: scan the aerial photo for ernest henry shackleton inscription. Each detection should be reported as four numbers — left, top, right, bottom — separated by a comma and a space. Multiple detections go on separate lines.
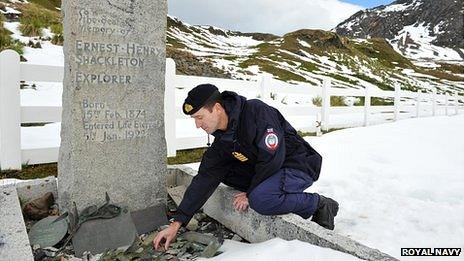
58, 0, 168, 212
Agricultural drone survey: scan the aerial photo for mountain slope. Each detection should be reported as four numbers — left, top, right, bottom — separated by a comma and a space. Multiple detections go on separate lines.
334, 0, 464, 64
1, 0, 463, 103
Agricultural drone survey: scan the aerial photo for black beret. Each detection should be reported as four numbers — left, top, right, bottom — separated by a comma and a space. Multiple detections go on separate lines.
183, 84, 220, 115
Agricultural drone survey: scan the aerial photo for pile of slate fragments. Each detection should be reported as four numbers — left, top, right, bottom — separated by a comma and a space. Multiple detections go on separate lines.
24, 193, 245, 261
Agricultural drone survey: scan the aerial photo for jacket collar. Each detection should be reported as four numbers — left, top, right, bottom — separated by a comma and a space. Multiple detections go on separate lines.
212, 91, 245, 142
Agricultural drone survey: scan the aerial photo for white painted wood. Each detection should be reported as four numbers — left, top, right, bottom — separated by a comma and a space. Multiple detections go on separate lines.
329, 88, 364, 97
20, 64, 63, 82
259, 73, 272, 99
21, 106, 62, 123
416, 90, 422, 118
165, 58, 177, 157
276, 105, 320, 116
176, 136, 212, 150
21, 147, 59, 165
394, 83, 400, 121
175, 75, 257, 92
0, 50, 21, 170
321, 78, 330, 131
364, 86, 371, 127
455, 91, 459, 115
432, 88, 437, 116
445, 93, 449, 116
370, 90, 395, 98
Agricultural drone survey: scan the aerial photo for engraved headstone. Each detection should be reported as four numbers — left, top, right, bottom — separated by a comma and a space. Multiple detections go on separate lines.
58, 1, 167, 212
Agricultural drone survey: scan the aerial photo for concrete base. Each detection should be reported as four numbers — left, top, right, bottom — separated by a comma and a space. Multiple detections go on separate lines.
167, 165, 398, 261
0, 185, 34, 260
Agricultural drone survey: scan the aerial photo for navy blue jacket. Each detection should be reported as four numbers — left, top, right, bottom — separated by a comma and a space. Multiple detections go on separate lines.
174, 91, 322, 224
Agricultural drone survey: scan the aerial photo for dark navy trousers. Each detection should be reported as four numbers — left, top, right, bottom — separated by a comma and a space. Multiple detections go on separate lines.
248, 168, 320, 219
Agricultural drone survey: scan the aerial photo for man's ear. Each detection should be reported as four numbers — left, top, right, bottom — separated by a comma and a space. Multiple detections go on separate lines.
214, 102, 223, 113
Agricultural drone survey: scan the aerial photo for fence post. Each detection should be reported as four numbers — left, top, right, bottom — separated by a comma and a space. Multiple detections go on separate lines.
164, 58, 177, 157
0, 50, 22, 170
363, 85, 371, 127
416, 89, 422, 118
394, 83, 400, 121
445, 93, 449, 116
455, 91, 459, 115
321, 78, 330, 132
259, 73, 272, 100
432, 87, 437, 116
316, 113, 322, 137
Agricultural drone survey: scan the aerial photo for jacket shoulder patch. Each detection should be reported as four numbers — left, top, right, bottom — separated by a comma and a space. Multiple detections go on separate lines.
264, 128, 279, 151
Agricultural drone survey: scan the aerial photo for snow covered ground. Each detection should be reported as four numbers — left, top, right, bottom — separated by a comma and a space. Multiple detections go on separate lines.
305, 114, 464, 260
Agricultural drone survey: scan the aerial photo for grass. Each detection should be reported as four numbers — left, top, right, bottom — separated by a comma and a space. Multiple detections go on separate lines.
50, 23, 63, 45
354, 97, 394, 106
350, 38, 414, 69
0, 14, 24, 54
331, 96, 347, 106
0, 163, 57, 180
312, 96, 322, 107
167, 148, 207, 165
19, 3, 61, 37
438, 63, 464, 74
355, 73, 394, 91
28, 0, 61, 11
297, 127, 345, 137
328, 73, 359, 85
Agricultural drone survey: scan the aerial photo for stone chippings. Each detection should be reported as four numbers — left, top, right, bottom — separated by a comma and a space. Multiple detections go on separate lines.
28, 196, 244, 260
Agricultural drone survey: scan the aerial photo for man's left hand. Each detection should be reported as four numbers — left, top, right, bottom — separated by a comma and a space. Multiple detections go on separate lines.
233, 192, 249, 213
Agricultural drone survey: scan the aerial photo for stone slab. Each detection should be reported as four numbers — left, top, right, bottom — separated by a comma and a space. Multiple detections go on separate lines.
167, 165, 398, 261
130, 204, 168, 235
72, 209, 137, 257
58, 0, 168, 213
0, 185, 34, 260
15, 176, 57, 204
167, 185, 187, 206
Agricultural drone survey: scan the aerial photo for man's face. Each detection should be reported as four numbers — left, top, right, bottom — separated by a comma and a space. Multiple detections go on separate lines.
191, 104, 221, 134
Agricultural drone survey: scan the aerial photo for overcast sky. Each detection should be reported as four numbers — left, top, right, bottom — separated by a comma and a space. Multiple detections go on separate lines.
168, 0, 395, 35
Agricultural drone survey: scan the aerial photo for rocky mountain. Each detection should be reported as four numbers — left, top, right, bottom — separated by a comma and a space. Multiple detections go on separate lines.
167, 15, 463, 95
1, 0, 463, 101
335, 0, 464, 62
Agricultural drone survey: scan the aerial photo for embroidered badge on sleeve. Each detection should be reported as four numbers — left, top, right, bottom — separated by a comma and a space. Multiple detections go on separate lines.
264, 128, 279, 151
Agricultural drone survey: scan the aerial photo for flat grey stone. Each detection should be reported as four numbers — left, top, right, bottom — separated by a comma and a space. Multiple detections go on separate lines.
167, 165, 398, 261
72, 209, 137, 257
28, 216, 68, 248
58, 0, 168, 213
0, 185, 34, 260
130, 204, 168, 235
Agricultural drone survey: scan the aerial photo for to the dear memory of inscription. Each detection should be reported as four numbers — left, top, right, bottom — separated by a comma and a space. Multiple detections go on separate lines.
73, 7, 163, 143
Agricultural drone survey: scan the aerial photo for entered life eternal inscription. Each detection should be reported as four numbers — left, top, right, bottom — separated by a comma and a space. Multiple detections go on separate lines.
58, 0, 167, 212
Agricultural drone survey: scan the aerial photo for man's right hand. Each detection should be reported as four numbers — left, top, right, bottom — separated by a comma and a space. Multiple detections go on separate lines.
153, 221, 182, 251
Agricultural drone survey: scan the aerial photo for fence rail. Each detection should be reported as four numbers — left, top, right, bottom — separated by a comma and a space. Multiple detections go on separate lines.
1, 50, 463, 170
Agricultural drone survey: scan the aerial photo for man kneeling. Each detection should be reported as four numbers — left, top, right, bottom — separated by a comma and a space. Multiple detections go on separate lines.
154, 84, 339, 251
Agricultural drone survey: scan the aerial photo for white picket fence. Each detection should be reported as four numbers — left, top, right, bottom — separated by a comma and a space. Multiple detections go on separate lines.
0, 49, 463, 170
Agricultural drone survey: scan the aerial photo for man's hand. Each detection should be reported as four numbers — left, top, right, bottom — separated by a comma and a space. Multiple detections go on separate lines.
153, 221, 181, 251
233, 192, 249, 213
